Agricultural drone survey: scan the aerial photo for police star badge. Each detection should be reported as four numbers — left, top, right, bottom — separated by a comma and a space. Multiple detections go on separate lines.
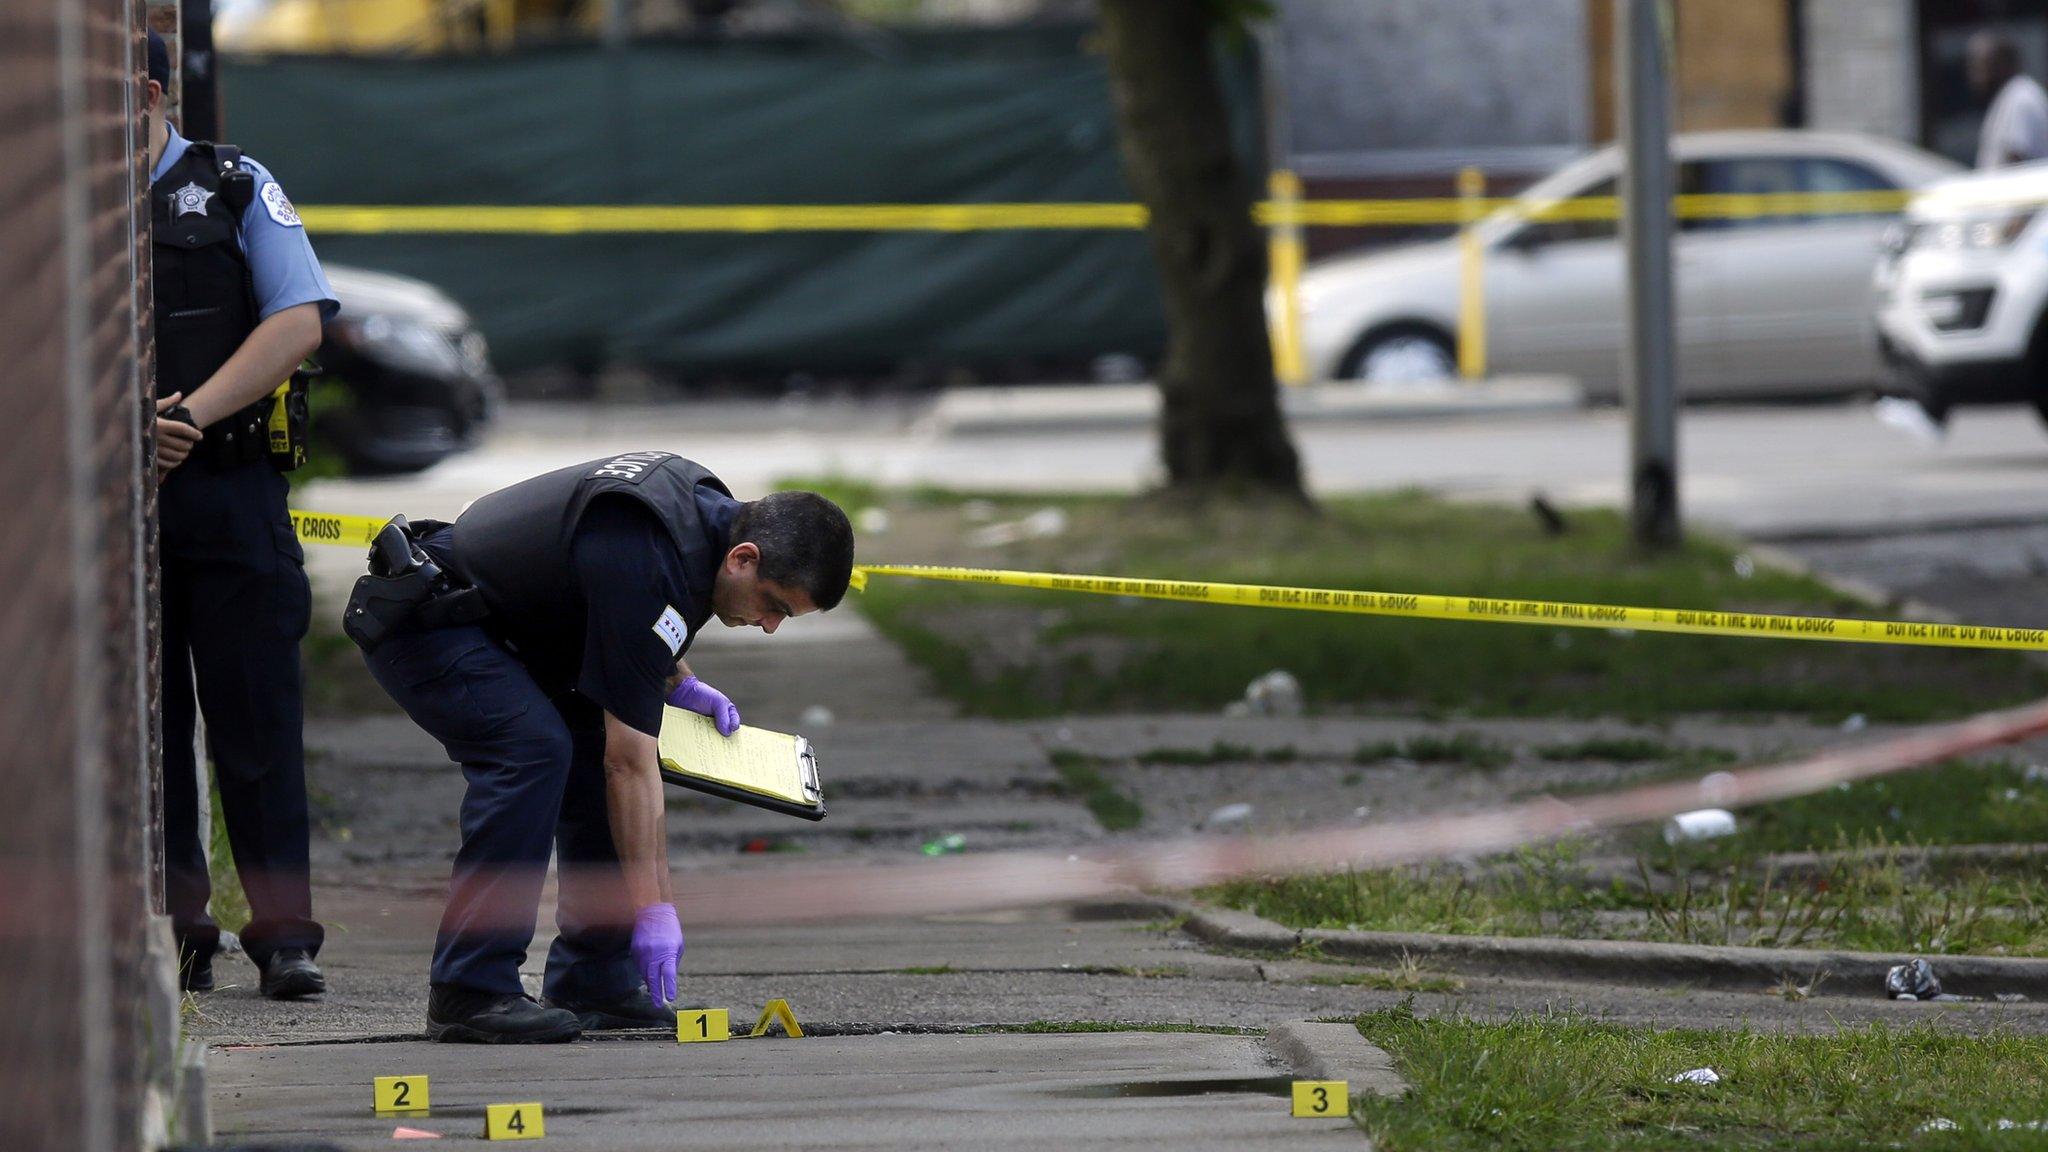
170, 182, 214, 218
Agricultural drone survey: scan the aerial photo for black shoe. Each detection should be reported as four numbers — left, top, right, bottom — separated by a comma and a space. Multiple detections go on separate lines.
179, 950, 215, 994
260, 948, 327, 1000
543, 986, 692, 1031
427, 984, 582, 1045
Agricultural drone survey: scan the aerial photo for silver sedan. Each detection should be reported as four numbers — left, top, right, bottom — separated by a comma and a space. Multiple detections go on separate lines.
1294, 130, 1960, 398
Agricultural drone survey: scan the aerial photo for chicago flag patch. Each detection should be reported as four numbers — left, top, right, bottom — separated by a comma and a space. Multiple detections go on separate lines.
651, 604, 688, 656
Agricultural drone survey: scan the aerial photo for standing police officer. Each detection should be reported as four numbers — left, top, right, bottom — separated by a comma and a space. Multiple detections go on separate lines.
354, 453, 853, 1043
146, 31, 338, 999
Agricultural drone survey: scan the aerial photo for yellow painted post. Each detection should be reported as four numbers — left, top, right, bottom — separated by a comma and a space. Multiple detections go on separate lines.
1456, 166, 1488, 382
486, 0, 517, 52
1267, 169, 1309, 387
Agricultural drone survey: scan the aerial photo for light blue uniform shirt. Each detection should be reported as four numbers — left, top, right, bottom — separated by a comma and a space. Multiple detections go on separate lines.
152, 125, 340, 324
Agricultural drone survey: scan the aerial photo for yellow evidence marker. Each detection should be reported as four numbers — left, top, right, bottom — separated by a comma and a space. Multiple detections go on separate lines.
484, 1102, 544, 1141
1291, 1080, 1349, 1119
750, 998, 805, 1038
373, 1074, 429, 1114
677, 1007, 730, 1043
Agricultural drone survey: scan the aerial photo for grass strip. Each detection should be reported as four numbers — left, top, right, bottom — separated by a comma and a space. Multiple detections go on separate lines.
810, 482, 2048, 721
1535, 736, 1740, 765
1049, 749, 1144, 831
1134, 741, 1300, 765
1720, 758, 2048, 856
1354, 732, 1514, 769
1210, 791, 2048, 956
1353, 1004, 2048, 1151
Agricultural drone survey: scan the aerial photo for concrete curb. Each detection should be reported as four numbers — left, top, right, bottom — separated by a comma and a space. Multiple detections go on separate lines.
1181, 903, 2048, 1001
921, 378, 1583, 436
1068, 895, 1189, 922
1264, 1022, 1408, 1099
1743, 541, 1959, 626
1744, 538, 2048, 671
1182, 905, 1302, 954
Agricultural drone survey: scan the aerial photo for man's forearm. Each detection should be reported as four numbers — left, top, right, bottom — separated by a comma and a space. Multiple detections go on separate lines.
185, 302, 322, 429
604, 744, 672, 909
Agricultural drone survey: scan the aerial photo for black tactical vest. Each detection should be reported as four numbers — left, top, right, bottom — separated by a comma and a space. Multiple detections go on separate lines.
152, 141, 255, 405
447, 452, 734, 678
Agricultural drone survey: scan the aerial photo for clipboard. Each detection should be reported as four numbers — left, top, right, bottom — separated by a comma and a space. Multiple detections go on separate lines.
656, 707, 827, 821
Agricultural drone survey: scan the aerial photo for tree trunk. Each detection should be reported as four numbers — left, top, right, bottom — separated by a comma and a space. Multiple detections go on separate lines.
1097, 0, 1305, 501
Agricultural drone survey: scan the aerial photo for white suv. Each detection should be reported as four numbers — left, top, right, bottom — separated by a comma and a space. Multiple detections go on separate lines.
1875, 163, 2048, 421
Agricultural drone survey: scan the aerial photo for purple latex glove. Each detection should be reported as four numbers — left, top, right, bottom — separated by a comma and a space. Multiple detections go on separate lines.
667, 675, 741, 736
631, 903, 683, 1006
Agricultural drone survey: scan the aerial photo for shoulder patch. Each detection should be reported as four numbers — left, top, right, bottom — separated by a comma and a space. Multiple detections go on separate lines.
259, 181, 303, 227
652, 604, 689, 657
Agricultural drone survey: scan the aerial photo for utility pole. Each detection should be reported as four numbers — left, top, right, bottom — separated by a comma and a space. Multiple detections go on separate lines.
603, 0, 627, 49
1619, 0, 1680, 546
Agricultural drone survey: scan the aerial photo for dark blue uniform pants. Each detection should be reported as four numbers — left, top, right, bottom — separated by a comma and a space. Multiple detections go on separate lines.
362, 624, 639, 1000
160, 460, 323, 967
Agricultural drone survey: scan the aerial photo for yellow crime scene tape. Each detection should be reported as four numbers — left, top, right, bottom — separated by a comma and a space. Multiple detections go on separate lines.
288, 509, 388, 548
850, 563, 2048, 653
295, 190, 1920, 235
290, 513, 2048, 653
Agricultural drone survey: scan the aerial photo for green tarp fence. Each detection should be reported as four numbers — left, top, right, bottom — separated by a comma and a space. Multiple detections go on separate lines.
221, 28, 1260, 375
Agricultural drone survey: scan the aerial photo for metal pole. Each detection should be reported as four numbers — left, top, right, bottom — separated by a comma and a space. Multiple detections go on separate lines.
1619, 0, 1680, 546
603, 0, 626, 49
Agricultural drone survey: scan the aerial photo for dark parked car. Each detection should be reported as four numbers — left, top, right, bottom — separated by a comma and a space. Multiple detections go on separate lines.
317, 264, 500, 475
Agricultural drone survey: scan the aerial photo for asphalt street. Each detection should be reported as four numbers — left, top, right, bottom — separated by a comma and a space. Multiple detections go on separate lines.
303, 395, 2048, 548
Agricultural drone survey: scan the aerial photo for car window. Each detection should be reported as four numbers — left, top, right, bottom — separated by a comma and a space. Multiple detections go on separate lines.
1515, 176, 1618, 245
1803, 158, 1894, 194
1508, 162, 1714, 246
1687, 156, 1897, 231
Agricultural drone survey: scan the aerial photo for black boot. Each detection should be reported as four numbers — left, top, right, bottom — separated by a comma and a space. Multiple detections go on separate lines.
427, 984, 582, 1044
543, 986, 691, 1031
260, 948, 327, 1000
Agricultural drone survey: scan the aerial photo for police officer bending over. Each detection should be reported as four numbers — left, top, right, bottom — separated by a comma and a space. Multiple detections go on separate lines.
353, 452, 853, 1043
146, 31, 337, 999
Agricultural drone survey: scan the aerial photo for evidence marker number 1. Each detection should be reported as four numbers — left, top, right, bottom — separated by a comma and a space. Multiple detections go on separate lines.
678, 1008, 731, 1043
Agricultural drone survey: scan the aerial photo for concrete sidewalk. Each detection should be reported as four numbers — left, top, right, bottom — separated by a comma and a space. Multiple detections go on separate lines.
207, 1031, 1365, 1151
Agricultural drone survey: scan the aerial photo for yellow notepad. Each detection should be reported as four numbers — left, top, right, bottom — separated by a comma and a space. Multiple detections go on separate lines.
656, 708, 825, 820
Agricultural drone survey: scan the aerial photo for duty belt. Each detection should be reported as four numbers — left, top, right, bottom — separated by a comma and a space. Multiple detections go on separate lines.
342, 515, 488, 653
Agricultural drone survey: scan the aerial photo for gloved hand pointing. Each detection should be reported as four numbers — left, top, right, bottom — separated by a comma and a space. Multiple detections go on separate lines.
631, 902, 683, 1006
667, 676, 741, 736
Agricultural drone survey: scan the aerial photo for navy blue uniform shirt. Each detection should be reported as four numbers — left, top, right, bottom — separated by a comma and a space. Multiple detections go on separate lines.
569, 497, 704, 737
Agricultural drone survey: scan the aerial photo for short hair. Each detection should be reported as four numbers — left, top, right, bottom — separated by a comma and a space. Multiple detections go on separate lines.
731, 491, 855, 611
147, 30, 171, 91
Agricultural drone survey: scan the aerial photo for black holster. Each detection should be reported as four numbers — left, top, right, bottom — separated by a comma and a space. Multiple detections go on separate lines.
343, 516, 487, 653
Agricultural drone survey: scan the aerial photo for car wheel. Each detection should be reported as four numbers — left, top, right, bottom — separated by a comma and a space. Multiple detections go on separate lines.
1340, 324, 1458, 385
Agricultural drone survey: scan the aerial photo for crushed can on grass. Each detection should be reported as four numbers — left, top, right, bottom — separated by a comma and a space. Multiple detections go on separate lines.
1662, 808, 1737, 844
1243, 670, 1304, 717
921, 833, 967, 857
1204, 802, 1255, 831
1886, 958, 1942, 1000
